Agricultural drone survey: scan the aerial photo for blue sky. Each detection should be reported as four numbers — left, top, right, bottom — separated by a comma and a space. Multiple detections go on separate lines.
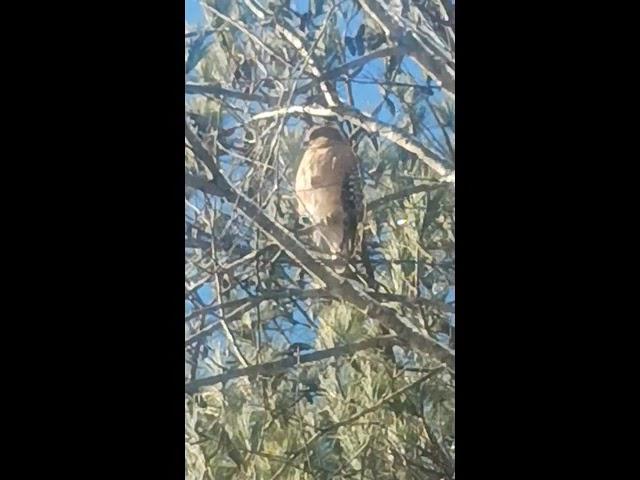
186, 0, 203, 25
184, 0, 419, 122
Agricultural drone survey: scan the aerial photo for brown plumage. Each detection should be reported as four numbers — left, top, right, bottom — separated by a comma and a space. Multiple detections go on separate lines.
294, 126, 363, 262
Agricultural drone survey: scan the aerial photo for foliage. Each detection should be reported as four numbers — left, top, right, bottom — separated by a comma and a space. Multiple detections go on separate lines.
185, 0, 455, 478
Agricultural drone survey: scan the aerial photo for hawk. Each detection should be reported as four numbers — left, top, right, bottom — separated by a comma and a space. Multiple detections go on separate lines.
294, 125, 364, 266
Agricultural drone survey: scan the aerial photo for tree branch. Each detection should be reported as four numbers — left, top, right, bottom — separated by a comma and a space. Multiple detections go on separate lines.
186, 82, 279, 106
185, 120, 455, 370
367, 183, 448, 210
202, 3, 291, 68
186, 287, 453, 321
294, 46, 407, 94
273, 15, 340, 107
185, 335, 402, 393
358, 0, 454, 95
250, 104, 453, 178
185, 287, 453, 346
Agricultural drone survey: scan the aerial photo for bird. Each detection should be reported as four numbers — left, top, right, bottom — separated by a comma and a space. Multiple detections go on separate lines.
295, 125, 395, 362
294, 125, 364, 269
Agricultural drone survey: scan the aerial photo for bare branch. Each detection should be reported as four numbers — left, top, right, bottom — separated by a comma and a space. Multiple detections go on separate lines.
358, 0, 454, 95
251, 104, 453, 178
186, 83, 279, 105
295, 46, 407, 94
185, 29, 215, 39
368, 183, 449, 210
185, 335, 402, 393
202, 3, 291, 68
273, 15, 340, 107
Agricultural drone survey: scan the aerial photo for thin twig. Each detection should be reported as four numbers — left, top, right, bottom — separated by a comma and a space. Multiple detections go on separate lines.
185, 335, 402, 393
367, 183, 448, 211
250, 104, 453, 178
186, 83, 279, 106
202, 3, 291, 68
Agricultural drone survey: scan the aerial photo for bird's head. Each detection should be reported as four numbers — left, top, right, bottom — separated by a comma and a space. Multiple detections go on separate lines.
306, 125, 346, 145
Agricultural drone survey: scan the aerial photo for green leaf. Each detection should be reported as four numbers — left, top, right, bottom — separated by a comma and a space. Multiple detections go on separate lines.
345, 36, 356, 56
355, 24, 366, 55
186, 33, 212, 74
385, 97, 396, 117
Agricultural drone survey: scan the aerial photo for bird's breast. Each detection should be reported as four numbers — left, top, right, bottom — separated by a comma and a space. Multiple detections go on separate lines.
294, 142, 355, 222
